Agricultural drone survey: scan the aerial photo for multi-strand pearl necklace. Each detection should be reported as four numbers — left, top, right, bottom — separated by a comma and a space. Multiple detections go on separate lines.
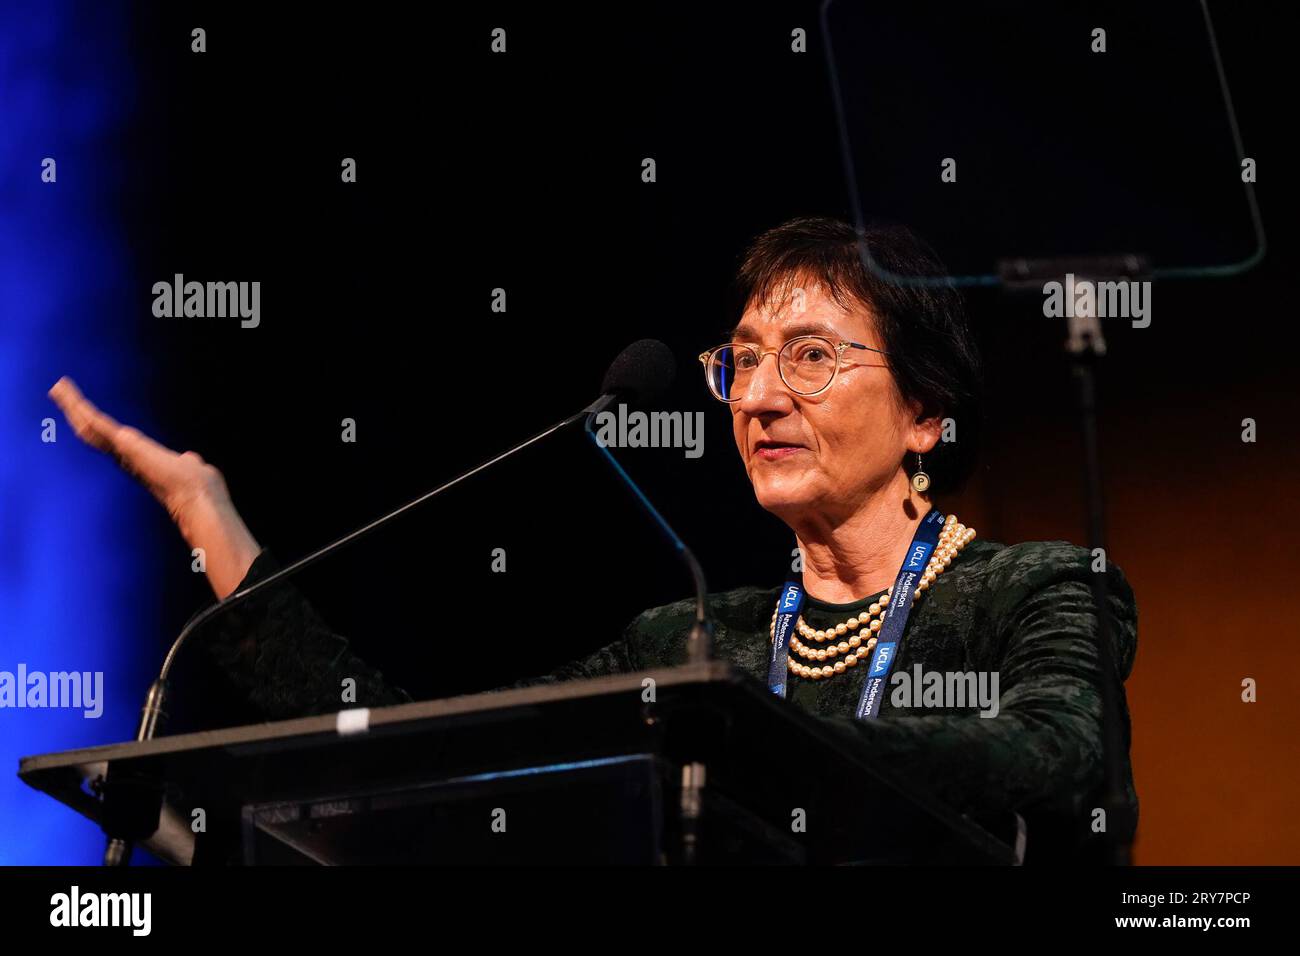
770, 514, 976, 682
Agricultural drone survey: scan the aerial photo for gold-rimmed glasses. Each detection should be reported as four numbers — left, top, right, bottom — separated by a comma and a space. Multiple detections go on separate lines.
698, 336, 888, 403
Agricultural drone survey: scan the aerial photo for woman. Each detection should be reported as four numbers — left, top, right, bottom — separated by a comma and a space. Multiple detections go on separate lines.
49, 217, 1138, 862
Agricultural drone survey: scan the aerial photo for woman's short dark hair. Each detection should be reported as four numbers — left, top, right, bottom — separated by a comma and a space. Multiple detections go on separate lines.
733, 216, 983, 495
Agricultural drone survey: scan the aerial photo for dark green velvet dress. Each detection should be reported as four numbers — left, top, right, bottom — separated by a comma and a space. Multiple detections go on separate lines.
206, 537, 1139, 863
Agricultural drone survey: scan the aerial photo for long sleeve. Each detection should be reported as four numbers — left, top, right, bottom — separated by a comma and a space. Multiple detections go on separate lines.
498, 585, 774, 690
200, 540, 1140, 860
500, 628, 641, 690
814, 545, 1139, 856
203, 550, 414, 720
206, 550, 639, 714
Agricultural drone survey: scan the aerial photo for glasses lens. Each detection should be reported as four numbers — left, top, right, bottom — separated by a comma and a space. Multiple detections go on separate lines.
706, 346, 743, 401
780, 337, 838, 394
706, 345, 763, 401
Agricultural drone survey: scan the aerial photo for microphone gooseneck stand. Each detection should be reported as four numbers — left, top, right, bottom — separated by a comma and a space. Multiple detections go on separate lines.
583, 414, 713, 865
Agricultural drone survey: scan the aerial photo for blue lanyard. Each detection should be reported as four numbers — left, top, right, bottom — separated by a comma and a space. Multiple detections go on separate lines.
766, 509, 946, 720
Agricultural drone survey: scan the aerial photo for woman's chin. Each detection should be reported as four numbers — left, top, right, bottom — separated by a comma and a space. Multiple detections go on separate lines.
751, 479, 818, 517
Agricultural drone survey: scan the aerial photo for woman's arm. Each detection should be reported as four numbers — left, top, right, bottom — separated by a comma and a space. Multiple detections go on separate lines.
48, 377, 412, 719
206, 550, 413, 719
817, 548, 1139, 852
49, 376, 631, 717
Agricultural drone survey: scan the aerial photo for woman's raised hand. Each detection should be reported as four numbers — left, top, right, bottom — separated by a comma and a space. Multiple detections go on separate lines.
50, 376, 222, 527
48, 376, 261, 598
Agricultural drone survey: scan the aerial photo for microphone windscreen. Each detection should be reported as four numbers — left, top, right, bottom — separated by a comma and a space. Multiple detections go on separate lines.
600, 339, 676, 404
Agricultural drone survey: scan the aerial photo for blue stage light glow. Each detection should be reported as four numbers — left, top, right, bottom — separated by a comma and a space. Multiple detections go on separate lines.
0, 1, 164, 864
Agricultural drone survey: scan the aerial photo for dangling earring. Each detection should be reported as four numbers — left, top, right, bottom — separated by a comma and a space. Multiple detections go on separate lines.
911, 453, 931, 493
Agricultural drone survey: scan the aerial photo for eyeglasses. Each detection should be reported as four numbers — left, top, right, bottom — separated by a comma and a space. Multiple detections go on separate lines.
698, 336, 888, 403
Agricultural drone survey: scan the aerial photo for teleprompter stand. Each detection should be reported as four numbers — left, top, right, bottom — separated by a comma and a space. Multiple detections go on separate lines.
20, 662, 1017, 865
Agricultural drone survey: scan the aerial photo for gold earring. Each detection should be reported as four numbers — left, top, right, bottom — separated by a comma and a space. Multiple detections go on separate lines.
911, 453, 931, 493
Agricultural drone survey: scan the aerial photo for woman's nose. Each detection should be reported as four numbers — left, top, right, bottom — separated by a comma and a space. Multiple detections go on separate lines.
738, 353, 795, 416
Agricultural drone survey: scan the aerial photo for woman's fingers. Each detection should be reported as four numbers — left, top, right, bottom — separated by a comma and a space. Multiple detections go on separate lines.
47, 376, 186, 491
48, 376, 122, 455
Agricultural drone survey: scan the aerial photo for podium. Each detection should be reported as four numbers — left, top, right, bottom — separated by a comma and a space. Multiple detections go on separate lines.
19, 662, 1019, 864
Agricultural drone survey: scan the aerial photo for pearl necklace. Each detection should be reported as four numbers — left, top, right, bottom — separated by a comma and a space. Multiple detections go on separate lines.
769, 514, 976, 682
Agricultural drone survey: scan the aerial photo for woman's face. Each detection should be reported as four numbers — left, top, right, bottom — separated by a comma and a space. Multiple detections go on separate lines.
730, 280, 932, 525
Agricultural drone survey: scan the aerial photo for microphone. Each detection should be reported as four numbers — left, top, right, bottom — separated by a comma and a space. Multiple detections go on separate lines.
582, 339, 714, 666
100, 338, 676, 866
598, 336, 677, 404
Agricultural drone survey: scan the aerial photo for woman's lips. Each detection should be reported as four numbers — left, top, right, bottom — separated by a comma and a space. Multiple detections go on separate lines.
754, 443, 806, 461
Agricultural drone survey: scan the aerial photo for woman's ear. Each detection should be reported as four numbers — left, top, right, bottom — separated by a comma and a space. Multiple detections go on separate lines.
909, 405, 943, 455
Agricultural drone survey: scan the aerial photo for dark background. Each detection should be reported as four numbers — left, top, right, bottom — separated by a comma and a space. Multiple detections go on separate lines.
96, 2, 1297, 862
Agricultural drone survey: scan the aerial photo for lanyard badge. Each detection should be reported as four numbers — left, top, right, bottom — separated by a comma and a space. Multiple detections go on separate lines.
768, 509, 946, 721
